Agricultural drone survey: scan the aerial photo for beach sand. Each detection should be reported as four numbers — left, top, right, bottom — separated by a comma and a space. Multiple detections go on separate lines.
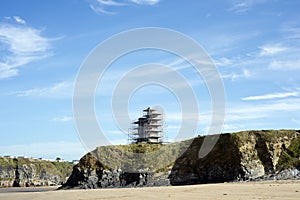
0, 180, 299, 200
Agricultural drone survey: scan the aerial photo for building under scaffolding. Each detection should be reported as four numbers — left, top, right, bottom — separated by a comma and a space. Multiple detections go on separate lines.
130, 107, 163, 144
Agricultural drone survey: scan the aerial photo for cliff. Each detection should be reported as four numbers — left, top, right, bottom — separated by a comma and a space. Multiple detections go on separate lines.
61, 130, 300, 189
0, 157, 74, 187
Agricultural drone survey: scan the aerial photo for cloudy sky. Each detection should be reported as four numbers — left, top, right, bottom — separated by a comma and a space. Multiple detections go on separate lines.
1, 0, 300, 160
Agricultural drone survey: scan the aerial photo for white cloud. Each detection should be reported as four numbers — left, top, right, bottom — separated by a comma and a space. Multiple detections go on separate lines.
239, 98, 300, 113
159, 57, 195, 71
0, 22, 53, 79
14, 81, 73, 98
222, 69, 251, 81
214, 57, 234, 67
268, 60, 300, 70
259, 44, 287, 56
130, 0, 160, 5
90, 0, 127, 14
13, 16, 26, 25
228, 99, 300, 129
242, 91, 298, 101
1, 25, 50, 53
90, 4, 117, 15
229, 0, 267, 13
97, 0, 125, 6
204, 31, 260, 57
282, 25, 300, 39
53, 116, 73, 122
0, 68, 18, 79
230, 2, 251, 13
218, 98, 300, 132
90, 0, 160, 14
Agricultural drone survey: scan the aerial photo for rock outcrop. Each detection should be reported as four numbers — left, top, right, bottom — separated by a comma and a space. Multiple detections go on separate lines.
61, 152, 171, 189
169, 130, 300, 185
61, 130, 300, 189
0, 157, 73, 187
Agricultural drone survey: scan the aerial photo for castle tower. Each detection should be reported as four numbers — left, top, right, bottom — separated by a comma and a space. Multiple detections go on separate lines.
131, 107, 163, 144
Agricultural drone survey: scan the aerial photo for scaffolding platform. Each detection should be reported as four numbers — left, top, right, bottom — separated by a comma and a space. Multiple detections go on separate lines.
129, 107, 164, 144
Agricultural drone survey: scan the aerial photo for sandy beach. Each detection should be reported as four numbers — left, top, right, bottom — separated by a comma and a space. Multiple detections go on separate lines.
0, 180, 299, 200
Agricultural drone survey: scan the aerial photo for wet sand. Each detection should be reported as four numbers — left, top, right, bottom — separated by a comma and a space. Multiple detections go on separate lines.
0, 180, 299, 200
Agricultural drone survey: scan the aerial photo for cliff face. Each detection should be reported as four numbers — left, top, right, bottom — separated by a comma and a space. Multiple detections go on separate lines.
170, 130, 300, 185
62, 130, 300, 189
0, 158, 74, 187
62, 147, 172, 189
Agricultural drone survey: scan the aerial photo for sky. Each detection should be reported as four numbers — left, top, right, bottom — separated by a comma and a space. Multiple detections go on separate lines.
0, 0, 300, 161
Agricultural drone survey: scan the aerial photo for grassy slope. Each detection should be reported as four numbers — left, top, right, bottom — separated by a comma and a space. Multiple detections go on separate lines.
81, 140, 193, 172
277, 135, 300, 170
0, 157, 74, 179
80, 130, 300, 173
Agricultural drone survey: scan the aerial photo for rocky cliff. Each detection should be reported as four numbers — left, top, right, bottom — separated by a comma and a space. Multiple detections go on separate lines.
61, 130, 300, 189
0, 157, 74, 187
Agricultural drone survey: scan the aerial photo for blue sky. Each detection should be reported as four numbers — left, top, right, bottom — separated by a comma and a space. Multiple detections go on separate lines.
0, 0, 300, 160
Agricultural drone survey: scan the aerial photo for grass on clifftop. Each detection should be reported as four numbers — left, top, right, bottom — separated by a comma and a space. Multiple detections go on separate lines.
0, 157, 74, 178
77, 130, 300, 173
89, 140, 193, 172
231, 130, 299, 143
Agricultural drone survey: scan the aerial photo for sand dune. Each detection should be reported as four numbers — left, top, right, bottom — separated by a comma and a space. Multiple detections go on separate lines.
0, 180, 299, 200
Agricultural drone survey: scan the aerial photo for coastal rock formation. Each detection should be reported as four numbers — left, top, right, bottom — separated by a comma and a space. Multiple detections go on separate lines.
61, 152, 171, 189
0, 158, 73, 187
169, 130, 300, 185
61, 130, 300, 189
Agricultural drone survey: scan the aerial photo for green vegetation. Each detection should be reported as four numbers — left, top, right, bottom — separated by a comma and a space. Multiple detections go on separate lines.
231, 129, 299, 145
77, 152, 104, 170
115, 143, 164, 153
231, 130, 300, 166
0, 177, 13, 181
0, 157, 74, 179
0, 157, 16, 167
277, 135, 300, 170
83, 130, 300, 173
84, 140, 193, 172
52, 161, 74, 177
3, 129, 297, 183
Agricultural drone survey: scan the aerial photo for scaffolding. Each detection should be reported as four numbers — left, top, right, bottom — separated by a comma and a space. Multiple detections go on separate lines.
130, 107, 163, 144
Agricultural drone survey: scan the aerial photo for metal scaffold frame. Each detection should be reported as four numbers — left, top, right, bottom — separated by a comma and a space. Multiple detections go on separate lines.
129, 107, 164, 144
